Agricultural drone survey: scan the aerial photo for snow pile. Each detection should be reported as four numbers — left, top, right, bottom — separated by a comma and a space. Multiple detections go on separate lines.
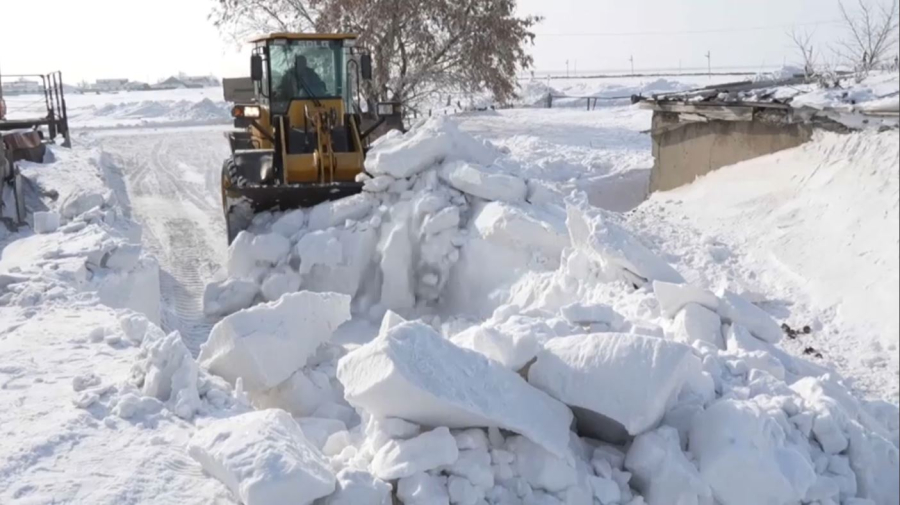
194, 118, 899, 505
88, 97, 231, 126
205, 116, 555, 321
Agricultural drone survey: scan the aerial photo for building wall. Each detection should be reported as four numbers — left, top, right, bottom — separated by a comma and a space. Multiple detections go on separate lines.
649, 111, 814, 193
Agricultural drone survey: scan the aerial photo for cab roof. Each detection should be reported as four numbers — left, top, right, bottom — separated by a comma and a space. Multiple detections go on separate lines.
249, 33, 358, 43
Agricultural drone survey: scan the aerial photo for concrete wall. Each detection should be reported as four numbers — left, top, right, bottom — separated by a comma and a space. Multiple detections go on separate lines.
649, 111, 813, 192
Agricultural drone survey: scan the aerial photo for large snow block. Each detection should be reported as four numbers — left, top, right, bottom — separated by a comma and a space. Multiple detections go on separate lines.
336, 321, 574, 457
365, 124, 452, 178
689, 399, 816, 505
441, 161, 527, 203
566, 199, 684, 286
718, 290, 782, 344
188, 409, 335, 505
528, 333, 703, 441
199, 291, 351, 391
472, 201, 568, 267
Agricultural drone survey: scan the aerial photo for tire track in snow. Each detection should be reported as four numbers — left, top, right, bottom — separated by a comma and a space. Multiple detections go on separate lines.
90, 128, 229, 356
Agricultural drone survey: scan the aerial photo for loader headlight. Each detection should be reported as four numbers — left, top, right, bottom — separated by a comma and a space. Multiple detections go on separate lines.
377, 102, 400, 117
232, 105, 261, 119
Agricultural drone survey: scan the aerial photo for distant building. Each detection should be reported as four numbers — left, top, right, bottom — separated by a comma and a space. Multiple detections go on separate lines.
152, 75, 221, 90
152, 76, 188, 90
182, 75, 221, 88
94, 78, 129, 92
125, 81, 151, 91
3, 78, 43, 95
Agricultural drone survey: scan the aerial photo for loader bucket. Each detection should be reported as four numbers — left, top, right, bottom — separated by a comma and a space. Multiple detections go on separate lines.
223, 181, 364, 243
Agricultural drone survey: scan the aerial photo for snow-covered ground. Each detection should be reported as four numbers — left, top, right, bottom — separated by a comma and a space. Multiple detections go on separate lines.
3, 87, 230, 128
1, 75, 898, 504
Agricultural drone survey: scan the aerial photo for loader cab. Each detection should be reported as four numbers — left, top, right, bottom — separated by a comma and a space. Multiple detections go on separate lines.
247, 33, 369, 123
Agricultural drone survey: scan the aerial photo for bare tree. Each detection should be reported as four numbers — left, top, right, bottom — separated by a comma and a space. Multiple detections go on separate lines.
789, 28, 818, 77
212, 0, 540, 106
835, 0, 900, 73
212, 0, 320, 45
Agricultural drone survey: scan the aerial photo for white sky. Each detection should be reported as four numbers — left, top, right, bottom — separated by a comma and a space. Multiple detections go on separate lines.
0, 0, 884, 83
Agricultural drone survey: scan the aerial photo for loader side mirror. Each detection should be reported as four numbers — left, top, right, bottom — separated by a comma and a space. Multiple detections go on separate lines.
250, 55, 263, 81
360, 54, 373, 81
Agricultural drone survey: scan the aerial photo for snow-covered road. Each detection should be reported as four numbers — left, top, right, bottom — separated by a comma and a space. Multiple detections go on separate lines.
83, 127, 230, 355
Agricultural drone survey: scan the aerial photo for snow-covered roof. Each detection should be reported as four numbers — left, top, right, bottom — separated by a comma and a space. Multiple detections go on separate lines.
635, 71, 900, 129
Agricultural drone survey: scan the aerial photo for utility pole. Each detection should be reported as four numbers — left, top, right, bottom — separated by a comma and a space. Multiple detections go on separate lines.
705, 51, 711, 77
565, 60, 570, 78
574, 60, 577, 76
629, 56, 634, 75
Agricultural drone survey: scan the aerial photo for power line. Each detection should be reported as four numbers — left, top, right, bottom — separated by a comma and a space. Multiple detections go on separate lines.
534, 19, 841, 37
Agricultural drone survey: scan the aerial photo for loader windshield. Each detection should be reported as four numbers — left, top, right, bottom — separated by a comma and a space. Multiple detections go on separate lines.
270, 39, 344, 113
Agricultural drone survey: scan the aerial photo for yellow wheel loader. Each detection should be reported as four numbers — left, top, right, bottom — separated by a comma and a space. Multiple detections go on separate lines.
222, 32, 402, 243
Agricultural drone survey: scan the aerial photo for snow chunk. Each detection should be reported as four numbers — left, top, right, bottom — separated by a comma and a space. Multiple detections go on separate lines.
398, 472, 450, 505
136, 330, 201, 420
625, 426, 711, 505
441, 161, 527, 203
371, 426, 459, 480
689, 399, 816, 505
33, 211, 60, 234
227, 231, 257, 278
203, 278, 258, 317
271, 209, 306, 237
473, 201, 568, 264
251, 233, 291, 265
652, 281, 718, 318
323, 469, 392, 505
566, 198, 684, 286
367, 124, 452, 178
560, 302, 624, 328
507, 435, 577, 493
337, 321, 574, 457
672, 303, 724, 349
260, 270, 301, 301
423, 206, 461, 236
188, 409, 335, 505
60, 190, 104, 218
718, 290, 782, 344
294, 231, 343, 276
199, 291, 351, 391
450, 324, 540, 371
308, 193, 374, 230
528, 333, 703, 441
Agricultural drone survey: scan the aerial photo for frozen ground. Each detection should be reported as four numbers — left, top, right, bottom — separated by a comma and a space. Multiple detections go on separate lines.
1, 76, 898, 504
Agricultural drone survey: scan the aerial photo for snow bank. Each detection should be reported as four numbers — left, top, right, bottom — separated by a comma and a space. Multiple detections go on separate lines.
529, 333, 708, 441
188, 409, 335, 505
198, 291, 351, 391
337, 321, 574, 457
6, 145, 162, 324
